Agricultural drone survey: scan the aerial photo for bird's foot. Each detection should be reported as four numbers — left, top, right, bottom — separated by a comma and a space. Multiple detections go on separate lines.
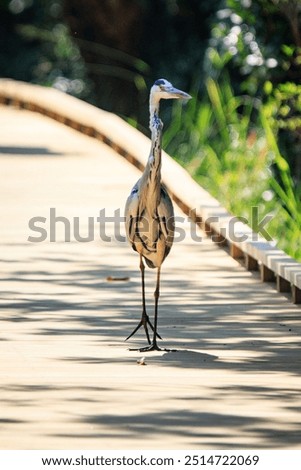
125, 313, 162, 344
129, 342, 176, 352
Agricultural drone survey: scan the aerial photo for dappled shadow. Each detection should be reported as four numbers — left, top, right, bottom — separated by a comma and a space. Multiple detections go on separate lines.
1, 240, 301, 376
49, 407, 301, 449
153, 349, 218, 367
1, 104, 301, 449
2, 238, 301, 448
0, 145, 61, 156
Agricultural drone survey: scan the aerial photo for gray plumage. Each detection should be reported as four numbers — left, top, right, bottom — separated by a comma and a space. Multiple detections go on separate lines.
125, 78, 191, 351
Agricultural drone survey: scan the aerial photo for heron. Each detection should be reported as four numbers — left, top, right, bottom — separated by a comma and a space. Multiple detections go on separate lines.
124, 78, 191, 351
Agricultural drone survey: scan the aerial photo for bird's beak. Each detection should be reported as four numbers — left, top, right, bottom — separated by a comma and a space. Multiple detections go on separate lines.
163, 86, 192, 101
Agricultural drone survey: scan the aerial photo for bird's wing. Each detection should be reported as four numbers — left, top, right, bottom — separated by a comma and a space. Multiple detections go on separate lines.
124, 182, 140, 250
125, 182, 175, 267
142, 186, 174, 268
157, 185, 175, 252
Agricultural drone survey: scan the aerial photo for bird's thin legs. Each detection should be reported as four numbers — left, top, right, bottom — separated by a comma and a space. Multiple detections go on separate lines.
152, 266, 161, 348
136, 266, 171, 352
125, 255, 162, 345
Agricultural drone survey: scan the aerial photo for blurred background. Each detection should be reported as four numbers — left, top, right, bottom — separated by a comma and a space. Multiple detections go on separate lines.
1, 0, 301, 259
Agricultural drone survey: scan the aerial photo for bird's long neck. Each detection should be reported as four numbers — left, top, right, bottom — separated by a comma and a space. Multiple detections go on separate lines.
148, 97, 163, 180
138, 97, 163, 213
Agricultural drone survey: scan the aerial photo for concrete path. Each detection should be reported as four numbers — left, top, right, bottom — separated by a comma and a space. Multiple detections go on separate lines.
0, 105, 301, 450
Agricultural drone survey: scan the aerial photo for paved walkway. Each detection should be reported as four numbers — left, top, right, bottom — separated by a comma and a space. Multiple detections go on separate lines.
0, 105, 301, 449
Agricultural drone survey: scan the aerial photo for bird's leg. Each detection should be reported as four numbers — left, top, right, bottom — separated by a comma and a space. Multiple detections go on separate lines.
151, 266, 161, 350
126, 255, 162, 345
137, 266, 170, 352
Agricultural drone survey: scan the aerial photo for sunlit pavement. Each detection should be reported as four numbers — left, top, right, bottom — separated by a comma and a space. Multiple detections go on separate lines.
1, 105, 301, 449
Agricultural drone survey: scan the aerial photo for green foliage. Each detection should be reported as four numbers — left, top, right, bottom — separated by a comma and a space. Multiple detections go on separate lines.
263, 79, 301, 190
206, 2, 264, 91
264, 81, 301, 133
206, 0, 301, 184
0, 0, 93, 100
165, 76, 270, 221
1, 0, 300, 259
206, 0, 301, 93
164, 76, 301, 260
174, 0, 301, 260
16, 22, 92, 98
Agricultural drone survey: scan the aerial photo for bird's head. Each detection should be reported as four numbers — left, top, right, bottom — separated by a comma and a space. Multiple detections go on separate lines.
150, 79, 191, 104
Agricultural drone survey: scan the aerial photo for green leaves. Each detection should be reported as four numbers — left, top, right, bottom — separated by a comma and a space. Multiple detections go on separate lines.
165, 76, 301, 260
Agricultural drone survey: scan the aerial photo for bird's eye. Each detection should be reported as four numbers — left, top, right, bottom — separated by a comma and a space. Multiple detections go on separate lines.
155, 79, 166, 87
